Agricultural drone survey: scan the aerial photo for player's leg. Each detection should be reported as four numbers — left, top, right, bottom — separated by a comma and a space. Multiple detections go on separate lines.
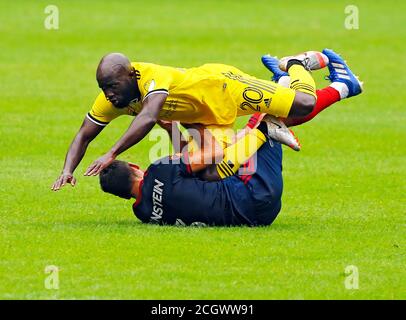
225, 53, 324, 150
190, 116, 294, 180
232, 51, 327, 121
262, 49, 363, 127
280, 51, 329, 117
184, 124, 267, 180
215, 127, 267, 179
199, 124, 268, 180
283, 86, 341, 127
261, 51, 329, 117
245, 87, 340, 128
208, 114, 298, 180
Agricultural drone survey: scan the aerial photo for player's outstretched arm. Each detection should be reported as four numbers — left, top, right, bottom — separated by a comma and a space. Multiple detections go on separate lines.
84, 93, 166, 176
51, 117, 104, 191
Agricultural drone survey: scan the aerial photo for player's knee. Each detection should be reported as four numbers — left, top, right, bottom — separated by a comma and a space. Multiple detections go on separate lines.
256, 200, 282, 226
268, 184, 283, 203
290, 93, 316, 117
298, 95, 316, 116
257, 183, 283, 207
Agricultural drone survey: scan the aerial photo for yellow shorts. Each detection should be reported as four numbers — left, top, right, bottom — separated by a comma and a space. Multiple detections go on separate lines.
223, 67, 295, 118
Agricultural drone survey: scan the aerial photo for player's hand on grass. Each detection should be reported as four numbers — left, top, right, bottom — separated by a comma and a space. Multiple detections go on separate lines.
84, 152, 115, 176
51, 172, 76, 191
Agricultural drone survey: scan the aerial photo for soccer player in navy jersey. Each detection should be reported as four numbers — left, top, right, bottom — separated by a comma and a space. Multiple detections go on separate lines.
99, 116, 283, 227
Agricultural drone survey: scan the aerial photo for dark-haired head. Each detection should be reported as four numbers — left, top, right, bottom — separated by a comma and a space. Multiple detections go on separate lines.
99, 160, 141, 199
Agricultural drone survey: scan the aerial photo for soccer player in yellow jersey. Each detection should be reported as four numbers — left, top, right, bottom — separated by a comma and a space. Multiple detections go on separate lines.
52, 51, 326, 190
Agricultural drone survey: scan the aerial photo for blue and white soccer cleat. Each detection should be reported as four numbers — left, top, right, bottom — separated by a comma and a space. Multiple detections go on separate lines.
261, 54, 289, 82
322, 48, 363, 98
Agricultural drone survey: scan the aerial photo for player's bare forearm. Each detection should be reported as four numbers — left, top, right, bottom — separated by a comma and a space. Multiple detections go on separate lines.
110, 113, 157, 157
64, 119, 104, 172
51, 138, 87, 191
52, 117, 104, 190
62, 134, 90, 173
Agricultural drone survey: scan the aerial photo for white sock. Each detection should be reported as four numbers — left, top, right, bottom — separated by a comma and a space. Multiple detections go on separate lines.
329, 82, 349, 99
278, 75, 291, 88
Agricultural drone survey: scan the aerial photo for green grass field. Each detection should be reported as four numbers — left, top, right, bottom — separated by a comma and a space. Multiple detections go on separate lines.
1, 0, 405, 299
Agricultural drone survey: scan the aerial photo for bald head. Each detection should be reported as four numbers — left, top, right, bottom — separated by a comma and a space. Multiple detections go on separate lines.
97, 53, 132, 81
96, 53, 139, 108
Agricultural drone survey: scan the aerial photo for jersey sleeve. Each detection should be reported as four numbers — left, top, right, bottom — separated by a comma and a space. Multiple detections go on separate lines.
137, 64, 172, 102
87, 92, 126, 126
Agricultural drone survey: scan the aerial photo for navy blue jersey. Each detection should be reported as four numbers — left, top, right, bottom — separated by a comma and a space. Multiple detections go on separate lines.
132, 154, 257, 226
133, 139, 284, 227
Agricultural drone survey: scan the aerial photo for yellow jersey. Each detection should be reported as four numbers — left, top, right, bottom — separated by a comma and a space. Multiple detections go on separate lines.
88, 62, 239, 126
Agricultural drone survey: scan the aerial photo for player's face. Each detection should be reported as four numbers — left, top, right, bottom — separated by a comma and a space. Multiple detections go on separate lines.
98, 72, 138, 108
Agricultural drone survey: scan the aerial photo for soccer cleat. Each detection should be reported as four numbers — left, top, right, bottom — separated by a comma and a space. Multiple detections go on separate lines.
322, 48, 363, 98
279, 51, 329, 72
262, 114, 301, 151
261, 54, 289, 82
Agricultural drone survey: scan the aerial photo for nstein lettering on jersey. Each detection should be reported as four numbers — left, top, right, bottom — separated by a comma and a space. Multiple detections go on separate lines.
150, 179, 164, 222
